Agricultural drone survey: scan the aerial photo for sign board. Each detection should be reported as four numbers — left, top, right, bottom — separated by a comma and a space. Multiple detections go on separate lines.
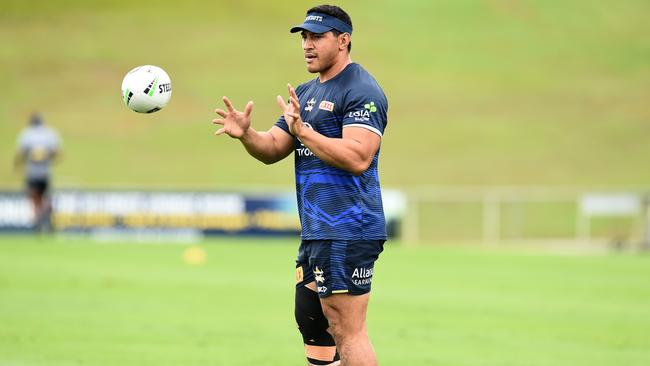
580, 194, 641, 216
0, 190, 405, 237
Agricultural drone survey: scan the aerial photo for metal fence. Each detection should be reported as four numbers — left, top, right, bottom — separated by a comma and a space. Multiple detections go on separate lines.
401, 187, 650, 248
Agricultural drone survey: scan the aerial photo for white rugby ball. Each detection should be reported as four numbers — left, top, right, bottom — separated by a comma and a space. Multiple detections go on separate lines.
121, 65, 172, 113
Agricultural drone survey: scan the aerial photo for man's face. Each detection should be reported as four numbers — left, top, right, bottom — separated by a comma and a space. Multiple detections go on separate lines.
301, 30, 340, 73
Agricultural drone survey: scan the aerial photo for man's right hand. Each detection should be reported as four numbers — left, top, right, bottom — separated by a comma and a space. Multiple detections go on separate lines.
213, 96, 254, 139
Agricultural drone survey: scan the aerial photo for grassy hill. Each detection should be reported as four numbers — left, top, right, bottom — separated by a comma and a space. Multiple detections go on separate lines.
1, 0, 649, 189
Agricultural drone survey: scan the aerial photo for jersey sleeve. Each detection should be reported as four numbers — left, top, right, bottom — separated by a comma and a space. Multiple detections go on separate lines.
274, 114, 291, 135
341, 87, 388, 138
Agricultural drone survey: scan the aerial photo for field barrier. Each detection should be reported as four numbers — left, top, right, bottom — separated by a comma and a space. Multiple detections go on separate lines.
2, 187, 649, 248
402, 187, 650, 249
0, 189, 405, 239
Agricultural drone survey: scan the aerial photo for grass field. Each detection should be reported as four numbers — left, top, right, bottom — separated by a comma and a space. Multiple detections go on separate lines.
1, 235, 649, 365
2, 0, 650, 188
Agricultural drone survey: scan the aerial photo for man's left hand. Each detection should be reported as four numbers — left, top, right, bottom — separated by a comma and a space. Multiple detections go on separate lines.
276, 83, 304, 137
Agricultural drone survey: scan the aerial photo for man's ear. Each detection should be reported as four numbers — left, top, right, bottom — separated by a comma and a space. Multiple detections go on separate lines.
339, 33, 350, 51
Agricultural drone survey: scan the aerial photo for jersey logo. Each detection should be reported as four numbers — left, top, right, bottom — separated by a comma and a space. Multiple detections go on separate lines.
348, 109, 371, 122
347, 102, 377, 122
304, 98, 316, 112
319, 101, 334, 112
296, 122, 315, 157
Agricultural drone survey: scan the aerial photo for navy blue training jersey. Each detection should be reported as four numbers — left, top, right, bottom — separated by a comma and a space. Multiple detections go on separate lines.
275, 63, 388, 240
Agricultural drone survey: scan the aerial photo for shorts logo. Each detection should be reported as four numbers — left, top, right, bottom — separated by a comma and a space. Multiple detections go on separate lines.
351, 267, 373, 286
314, 267, 325, 284
319, 101, 334, 112
317, 286, 328, 293
295, 266, 304, 283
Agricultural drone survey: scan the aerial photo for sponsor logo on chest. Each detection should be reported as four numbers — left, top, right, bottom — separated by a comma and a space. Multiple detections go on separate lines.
319, 100, 335, 112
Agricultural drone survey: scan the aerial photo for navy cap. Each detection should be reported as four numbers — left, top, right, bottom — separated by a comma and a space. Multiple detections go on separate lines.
290, 12, 353, 35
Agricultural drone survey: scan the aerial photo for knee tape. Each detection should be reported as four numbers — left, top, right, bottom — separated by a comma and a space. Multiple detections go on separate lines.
295, 285, 335, 346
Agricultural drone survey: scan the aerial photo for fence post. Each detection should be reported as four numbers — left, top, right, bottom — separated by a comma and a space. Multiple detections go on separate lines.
642, 194, 650, 252
483, 192, 500, 244
575, 196, 591, 242
403, 192, 420, 245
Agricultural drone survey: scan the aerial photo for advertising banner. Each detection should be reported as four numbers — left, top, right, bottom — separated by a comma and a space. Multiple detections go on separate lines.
0, 190, 404, 237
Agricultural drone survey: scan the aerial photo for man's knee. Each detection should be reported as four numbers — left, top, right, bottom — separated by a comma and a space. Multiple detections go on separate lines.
295, 285, 340, 365
295, 285, 333, 344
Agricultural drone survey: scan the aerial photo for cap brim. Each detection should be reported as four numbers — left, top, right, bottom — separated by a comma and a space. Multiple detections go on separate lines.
289, 23, 333, 34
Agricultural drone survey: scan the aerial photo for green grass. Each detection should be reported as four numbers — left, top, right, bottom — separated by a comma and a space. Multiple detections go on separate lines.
1, 0, 650, 188
1, 235, 649, 365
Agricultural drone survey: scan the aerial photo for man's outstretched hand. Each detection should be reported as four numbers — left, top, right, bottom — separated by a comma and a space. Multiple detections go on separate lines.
276, 83, 304, 137
213, 96, 254, 139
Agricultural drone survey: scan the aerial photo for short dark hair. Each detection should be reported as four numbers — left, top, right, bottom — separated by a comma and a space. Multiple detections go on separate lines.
307, 5, 352, 52
29, 112, 43, 126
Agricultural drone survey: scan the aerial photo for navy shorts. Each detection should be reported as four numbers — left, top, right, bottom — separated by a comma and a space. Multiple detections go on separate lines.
295, 240, 385, 298
26, 178, 49, 196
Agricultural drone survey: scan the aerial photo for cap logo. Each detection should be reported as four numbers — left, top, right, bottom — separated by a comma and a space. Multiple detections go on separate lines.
290, 12, 353, 35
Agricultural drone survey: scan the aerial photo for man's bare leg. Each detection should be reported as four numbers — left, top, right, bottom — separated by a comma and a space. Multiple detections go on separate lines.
320, 291, 376, 366
300, 282, 341, 365
28, 188, 43, 229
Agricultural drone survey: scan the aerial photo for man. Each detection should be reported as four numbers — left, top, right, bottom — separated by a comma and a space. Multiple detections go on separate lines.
14, 112, 62, 231
212, 5, 388, 365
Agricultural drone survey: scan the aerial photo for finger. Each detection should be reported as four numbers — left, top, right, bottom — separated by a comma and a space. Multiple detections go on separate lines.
222, 96, 235, 113
214, 127, 226, 136
288, 83, 299, 102
288, 112, 301, 119
244, 101, 254, 117
289, 96, 300, 111
215, 109, 227, 118
212, 118, 224, 125
276, 95, 288, 111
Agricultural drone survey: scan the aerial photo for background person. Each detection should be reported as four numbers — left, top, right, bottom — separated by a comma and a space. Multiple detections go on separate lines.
14, 112, 62, 231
